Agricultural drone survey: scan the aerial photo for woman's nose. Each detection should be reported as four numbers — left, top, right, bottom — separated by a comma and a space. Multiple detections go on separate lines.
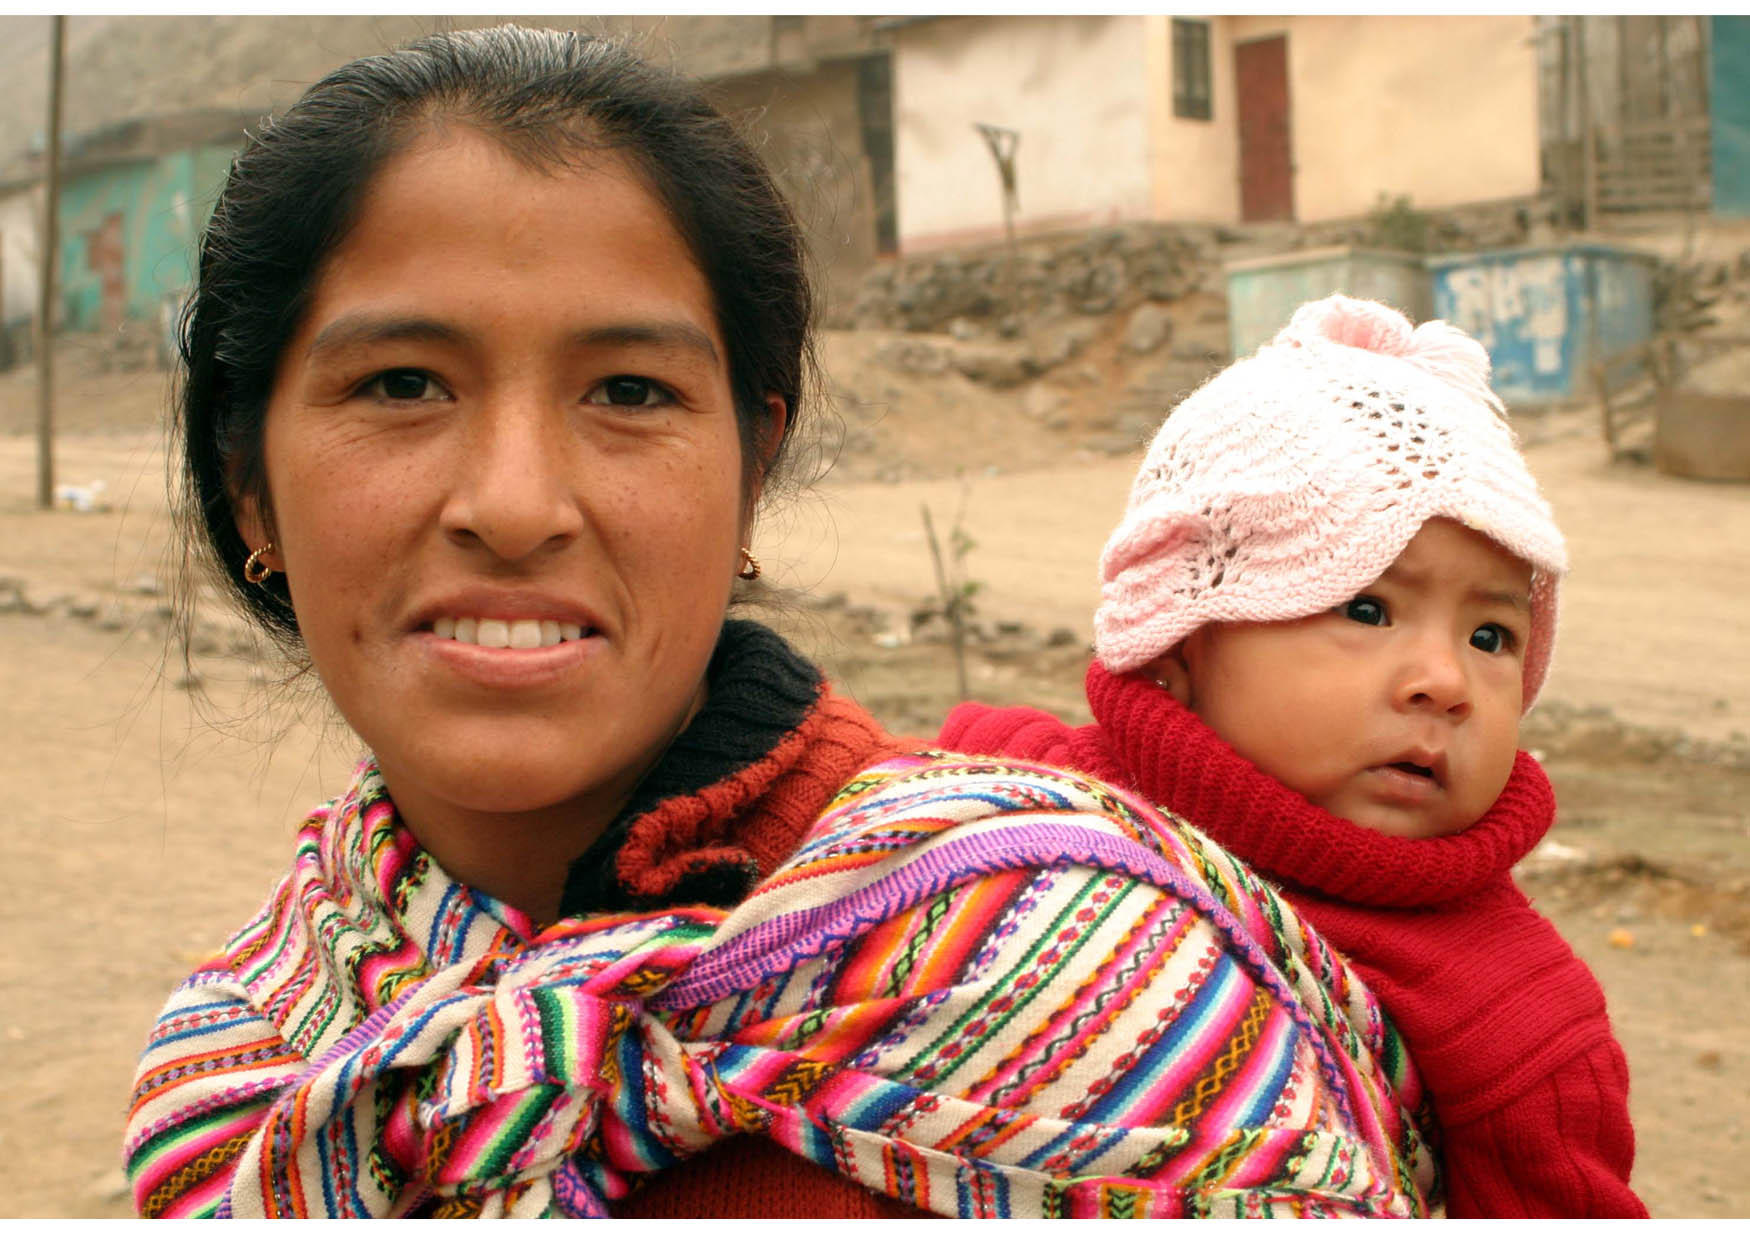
1395, 635, 1472, 718
440, 401, 584, 563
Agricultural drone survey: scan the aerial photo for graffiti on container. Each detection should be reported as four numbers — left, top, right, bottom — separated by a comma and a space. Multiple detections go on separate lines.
1439, 256, 1570, 375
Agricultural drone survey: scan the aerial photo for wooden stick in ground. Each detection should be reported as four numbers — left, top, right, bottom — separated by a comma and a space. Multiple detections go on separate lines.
921, 502, 969, 701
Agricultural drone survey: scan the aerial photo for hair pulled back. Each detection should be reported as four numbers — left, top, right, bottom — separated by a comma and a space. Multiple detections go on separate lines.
180, 24, 815, 645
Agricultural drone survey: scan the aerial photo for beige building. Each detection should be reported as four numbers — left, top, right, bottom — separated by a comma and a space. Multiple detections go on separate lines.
889, 14, 1541, 250
0, 179, 41, 330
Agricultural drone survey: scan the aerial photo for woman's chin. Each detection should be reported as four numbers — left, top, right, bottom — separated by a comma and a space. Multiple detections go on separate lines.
376, 745, 641, 825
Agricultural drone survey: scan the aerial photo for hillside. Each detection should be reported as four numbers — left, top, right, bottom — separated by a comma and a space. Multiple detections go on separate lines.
0, 14, 775, 177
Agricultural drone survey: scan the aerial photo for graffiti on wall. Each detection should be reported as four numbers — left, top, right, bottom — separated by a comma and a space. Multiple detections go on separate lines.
1437, 255, 1569, 377
1432, 247, 1656, 404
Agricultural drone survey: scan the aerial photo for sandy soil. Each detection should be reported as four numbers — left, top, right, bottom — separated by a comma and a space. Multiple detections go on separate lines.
2, 329, 1748, 1217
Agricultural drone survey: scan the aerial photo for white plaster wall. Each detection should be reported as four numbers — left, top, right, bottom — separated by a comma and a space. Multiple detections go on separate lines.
1231, 14, 1541, 222
893, 15, 1151, 250
1145, 15, 1240, 223
0, 186, 41, 323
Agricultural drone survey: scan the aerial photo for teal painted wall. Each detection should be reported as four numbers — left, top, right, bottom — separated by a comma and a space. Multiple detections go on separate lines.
1713, 16, 1750, 217
56, 141, 235, 331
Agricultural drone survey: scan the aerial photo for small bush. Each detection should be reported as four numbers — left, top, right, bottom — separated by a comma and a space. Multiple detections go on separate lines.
1368, 194, 1431, 254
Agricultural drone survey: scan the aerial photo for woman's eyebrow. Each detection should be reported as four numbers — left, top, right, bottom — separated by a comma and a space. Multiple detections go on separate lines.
305, 314, 466, 359
569, 322, 720, 364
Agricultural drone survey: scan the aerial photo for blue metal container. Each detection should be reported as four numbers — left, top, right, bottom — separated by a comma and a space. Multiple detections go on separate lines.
1425, 243, 1659, 407
1224, 246, 1432, 359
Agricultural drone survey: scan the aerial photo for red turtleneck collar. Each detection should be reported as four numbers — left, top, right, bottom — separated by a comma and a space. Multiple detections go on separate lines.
941, 662, 1555, 909
1082, 662, 1555, 908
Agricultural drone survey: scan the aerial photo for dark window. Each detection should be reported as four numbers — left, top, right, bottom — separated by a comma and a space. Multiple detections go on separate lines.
1173, 18, 1213, 121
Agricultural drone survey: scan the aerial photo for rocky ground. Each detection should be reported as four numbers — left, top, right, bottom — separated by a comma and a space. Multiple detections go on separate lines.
3, 224, 1750, 1216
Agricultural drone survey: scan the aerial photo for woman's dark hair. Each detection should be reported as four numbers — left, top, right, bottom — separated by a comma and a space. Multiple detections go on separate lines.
179, 24, 815, 645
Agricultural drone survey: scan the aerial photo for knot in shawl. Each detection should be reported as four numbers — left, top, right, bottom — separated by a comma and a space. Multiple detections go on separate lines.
234, 917, 737, 1217
126, 754, 1439, 1218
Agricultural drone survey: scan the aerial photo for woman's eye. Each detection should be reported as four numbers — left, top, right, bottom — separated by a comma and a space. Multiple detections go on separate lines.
1340, 597, 1387, 626
362, 369, 445, 402
586, 375, 673, 408
1471, 623, 1516, 655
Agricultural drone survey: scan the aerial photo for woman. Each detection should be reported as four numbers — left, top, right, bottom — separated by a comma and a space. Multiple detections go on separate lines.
123, 27, 1437, 1218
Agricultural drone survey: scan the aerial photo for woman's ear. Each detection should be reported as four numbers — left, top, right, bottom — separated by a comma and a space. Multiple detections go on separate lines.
757, 392, 788, 477
1140, 642, 1195, 708
742, 393, 789, 523
233, 490, 277, 570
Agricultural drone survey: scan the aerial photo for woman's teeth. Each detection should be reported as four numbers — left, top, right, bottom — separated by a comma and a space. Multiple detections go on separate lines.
431, 618, 586, 648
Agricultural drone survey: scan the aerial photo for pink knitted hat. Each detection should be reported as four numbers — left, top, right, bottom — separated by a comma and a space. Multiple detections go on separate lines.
1095, 294, 1567, 710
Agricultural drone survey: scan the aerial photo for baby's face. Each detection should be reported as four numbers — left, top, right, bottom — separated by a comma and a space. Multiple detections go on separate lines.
1164, 519, 1532, 838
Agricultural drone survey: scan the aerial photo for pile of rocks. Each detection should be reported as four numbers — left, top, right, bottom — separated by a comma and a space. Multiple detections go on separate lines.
844, 198, 1556, 340
844, 222, 1218, 335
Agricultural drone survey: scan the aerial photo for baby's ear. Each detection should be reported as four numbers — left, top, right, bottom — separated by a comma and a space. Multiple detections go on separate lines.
1140, 643, 1194, 707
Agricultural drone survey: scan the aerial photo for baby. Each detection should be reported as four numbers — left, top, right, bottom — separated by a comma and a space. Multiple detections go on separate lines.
941, 295, 1645, 1218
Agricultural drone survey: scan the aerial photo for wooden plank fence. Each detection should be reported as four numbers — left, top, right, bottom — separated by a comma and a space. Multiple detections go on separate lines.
1596, 115, 1712, 213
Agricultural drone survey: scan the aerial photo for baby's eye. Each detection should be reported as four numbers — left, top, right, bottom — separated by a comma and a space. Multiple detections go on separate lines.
358, 368, 449, 403
1340, 597, 1388, 626
1470, 623, 1517, 655
585, 376, 674, 408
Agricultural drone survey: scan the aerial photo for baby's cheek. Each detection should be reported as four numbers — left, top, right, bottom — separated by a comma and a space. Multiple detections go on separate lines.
1468, 739, 1521, 824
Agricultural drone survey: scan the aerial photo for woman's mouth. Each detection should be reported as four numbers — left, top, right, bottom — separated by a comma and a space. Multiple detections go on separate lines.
431, 617, 594, 649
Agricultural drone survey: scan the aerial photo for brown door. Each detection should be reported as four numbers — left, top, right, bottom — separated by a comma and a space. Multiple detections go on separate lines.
1236, 35, 1294, 222
86, 211, 126, 330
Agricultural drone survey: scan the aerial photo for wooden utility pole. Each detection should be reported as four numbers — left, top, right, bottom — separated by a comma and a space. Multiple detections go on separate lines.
36, 14, 65, 510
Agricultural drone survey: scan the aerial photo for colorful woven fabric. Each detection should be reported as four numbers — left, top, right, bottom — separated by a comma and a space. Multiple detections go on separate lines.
124, 752, 1438, 1218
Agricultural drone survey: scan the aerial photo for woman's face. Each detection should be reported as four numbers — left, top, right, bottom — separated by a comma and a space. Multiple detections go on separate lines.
243, 129, 758, 856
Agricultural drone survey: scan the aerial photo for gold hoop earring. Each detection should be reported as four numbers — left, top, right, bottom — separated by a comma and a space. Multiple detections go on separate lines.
737, 547, 761, 581
243, 543, 276, 585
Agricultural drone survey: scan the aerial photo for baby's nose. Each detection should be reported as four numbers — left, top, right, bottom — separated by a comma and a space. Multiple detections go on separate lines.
1396, 639, 1471, 717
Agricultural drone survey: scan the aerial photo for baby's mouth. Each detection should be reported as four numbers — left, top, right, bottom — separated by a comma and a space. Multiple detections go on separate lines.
1379, 756, 1446, 790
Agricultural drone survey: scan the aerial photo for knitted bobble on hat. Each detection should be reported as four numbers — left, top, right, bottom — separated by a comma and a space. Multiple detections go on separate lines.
1280, 293, 1416, 354
1279, 295, 1502, 418
1094, 293, 1568, 711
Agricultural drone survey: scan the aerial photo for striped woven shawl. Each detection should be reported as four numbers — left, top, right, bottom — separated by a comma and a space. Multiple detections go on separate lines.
124, 752, 1439, 1217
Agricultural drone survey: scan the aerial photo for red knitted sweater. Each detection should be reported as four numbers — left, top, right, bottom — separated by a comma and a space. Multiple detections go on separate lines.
939, 662, 1647, 1219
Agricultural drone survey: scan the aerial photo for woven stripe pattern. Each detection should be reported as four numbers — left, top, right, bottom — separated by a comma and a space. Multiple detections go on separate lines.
125, 753, 1437, 1218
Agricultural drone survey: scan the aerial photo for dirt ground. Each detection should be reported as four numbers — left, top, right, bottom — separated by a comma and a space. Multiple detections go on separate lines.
1, 323, 1747, 1218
